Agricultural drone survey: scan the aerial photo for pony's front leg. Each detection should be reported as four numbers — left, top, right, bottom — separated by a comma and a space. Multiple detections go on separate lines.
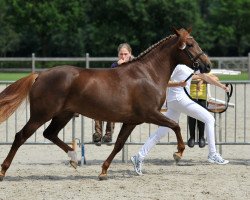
99, 124, 136, 180
171, 124, 185, 162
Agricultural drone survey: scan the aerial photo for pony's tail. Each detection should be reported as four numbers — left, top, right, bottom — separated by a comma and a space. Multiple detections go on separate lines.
0, 73, 38, 123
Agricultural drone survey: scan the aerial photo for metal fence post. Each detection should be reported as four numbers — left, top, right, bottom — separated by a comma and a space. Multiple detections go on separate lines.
32, 53, 35, 72
219, 113, 222, 154
86, 53, 89, 69
248, 52, 250, 80
122, 144, 128, 163
80, 115, 86, 166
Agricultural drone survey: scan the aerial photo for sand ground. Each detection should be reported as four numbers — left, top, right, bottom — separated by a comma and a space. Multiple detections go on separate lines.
0, 83, 249, 200
0, 143, 249, 200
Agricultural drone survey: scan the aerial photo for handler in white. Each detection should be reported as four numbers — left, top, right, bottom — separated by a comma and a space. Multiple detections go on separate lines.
131, 64, 229, 175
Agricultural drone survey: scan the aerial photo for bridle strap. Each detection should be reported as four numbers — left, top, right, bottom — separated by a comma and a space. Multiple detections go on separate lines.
192, 52, 205, 62
183, 46, 205, 70
183, 47, 204, 62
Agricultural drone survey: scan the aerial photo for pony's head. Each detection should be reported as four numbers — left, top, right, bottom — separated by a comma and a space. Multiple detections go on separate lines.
173, 28, 211, 73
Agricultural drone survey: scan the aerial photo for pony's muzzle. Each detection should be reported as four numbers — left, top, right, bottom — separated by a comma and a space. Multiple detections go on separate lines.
199, 63, 211, 73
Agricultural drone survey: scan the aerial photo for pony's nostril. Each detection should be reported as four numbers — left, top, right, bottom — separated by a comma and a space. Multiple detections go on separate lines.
206, 65, 211, 73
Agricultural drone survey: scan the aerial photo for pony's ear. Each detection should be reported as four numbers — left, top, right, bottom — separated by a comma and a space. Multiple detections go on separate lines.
172, 27, 180, 36
187, 27, 192, 33
172, 27, 187, 49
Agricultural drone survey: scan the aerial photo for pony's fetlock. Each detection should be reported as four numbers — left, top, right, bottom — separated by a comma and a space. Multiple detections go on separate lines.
67, 151, 78, 163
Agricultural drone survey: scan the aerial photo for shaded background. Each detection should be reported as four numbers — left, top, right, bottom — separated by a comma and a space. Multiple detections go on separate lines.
0, 0, 250, 58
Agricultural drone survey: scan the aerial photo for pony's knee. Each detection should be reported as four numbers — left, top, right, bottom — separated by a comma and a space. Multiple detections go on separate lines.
43, 129, 54, 140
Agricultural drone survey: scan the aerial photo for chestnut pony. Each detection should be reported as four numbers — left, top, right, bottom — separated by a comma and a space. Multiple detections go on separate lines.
0, 28, 211, 181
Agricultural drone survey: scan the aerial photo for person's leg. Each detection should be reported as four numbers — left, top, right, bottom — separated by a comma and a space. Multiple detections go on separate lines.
93, 120, 103, 144
188, 116, 196, 147
174, 97, 216, 154
131, 105, 181, 175
188, 98, 197, 147
197, 99, 206, 148
102, 122, 115, 143
137, 106, 181, 161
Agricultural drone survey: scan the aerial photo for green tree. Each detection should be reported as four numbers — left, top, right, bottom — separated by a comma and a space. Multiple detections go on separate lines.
207, 0, 250, 56
1, 0, 250, 58
0, 0, 20, 56
6, 0, 87, 56
85, 0, 201, 56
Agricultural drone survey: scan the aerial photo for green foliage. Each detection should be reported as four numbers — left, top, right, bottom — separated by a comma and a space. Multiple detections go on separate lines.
0, 0, 250, 58
85, 0, 202, 56
207, 0, 250, 56
5, 0, 87, 56
0, 0, 20, 56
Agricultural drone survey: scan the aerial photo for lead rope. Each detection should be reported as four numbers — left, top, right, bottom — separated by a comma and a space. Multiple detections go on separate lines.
183, 71, 233, 114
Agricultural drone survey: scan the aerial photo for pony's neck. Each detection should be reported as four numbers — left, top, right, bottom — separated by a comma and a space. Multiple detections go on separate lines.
138, 36, 179, 88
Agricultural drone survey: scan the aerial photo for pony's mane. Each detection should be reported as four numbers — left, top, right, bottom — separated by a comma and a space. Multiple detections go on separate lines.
117, 34, 175, 67
133, 34, 175, 61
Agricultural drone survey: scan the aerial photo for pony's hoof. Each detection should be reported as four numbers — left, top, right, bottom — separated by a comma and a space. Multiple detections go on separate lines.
0, 172, 5, 181
94, 141, 102, 146
173, 152, 182, 163
70, 160, 78, 169
102, 134, 112, 143
98, 173, 108, 181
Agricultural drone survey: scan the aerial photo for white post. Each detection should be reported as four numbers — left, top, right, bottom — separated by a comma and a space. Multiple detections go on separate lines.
32, 53, 35, 73
80, 116, 86, 166
219, 113, 222, 154
248, 52, 250, 80
86, 53, 89, 69
122, 145, 128, 163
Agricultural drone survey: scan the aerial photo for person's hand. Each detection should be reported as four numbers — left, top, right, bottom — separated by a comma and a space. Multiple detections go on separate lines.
179, 81, 187, 87
117, 59, 126, 65
197, 80, 203, 91
224, 85, 230, 93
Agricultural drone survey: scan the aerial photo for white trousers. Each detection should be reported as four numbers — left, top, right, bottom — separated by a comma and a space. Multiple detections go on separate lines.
138, 96, 216, 161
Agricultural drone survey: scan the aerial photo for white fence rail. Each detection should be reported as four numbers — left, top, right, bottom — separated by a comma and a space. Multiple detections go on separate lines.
0, 53, 250, 78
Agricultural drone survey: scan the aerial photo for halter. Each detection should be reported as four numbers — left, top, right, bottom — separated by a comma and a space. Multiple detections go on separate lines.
183, 45, 205, 71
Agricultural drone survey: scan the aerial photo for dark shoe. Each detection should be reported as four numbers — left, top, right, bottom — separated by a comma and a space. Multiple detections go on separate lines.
187, 138, 195, 148
199, 137, 206, 148
93, 132, 102, 146
102, 132, 112, 145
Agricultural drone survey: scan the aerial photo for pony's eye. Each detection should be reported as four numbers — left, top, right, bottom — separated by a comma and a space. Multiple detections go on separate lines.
187, 44, 193, 48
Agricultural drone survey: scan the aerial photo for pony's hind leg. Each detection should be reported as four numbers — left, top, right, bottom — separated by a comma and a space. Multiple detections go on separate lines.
42, 112, 77, 168
0, 119, 43, 181
99, 123, 136, 180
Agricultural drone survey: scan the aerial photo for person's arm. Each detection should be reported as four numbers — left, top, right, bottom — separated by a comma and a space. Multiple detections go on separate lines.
111, 62, 118, 68
167, 80, 187, 87
194, 73, 229, 92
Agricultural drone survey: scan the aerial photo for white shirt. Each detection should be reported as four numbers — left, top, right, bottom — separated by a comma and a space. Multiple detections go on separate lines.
167, 64, 197, 102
